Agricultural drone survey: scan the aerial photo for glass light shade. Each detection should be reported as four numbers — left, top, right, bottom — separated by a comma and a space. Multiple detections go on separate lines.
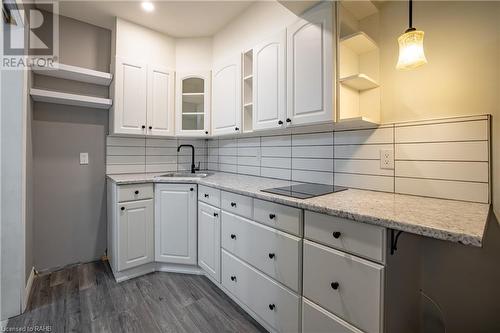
396, 30, 427, 70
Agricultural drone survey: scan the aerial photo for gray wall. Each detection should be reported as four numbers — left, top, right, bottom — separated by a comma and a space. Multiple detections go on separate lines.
30, 14, 111, 271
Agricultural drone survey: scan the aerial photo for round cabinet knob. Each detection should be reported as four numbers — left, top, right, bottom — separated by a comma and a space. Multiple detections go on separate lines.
148, 126, 152, 130
332, 231, 341, 239
134, 190, 139, 195
269, 213, 276, 220
230, 202, 237, 207
190, 188, 194, 191
230, 276, 236, 281
121, 207, 125, 211
213, 212, 219, 217
331, 282, 340, 290
142, 125, 146, 129
235, 127, 239, 131
268, 304, 275, 311
205, 131, 209, 135
230, 234, 236, 239
286, 118, 291, 123
204, 193, 209, 198
268, 253, 275, 259
278, 120, 283, 125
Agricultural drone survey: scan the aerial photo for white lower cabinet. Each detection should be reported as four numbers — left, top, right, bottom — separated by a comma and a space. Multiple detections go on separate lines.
117, 199, 154, 271
222, 250, 300, 333
155, 184, 198, 265
198, 202, 221, 282
302, 298, 363, 333
303, 240, 384, 333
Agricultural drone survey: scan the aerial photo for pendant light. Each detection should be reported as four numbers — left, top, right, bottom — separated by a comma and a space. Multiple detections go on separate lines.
396, 0, 427, 70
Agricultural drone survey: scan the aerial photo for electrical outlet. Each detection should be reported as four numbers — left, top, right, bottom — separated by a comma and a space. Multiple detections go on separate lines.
380, 149, 394, 170
80, 152, 89, 165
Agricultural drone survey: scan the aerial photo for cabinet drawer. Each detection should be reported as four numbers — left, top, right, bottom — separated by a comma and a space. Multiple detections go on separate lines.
303, 298, 363, 333
221, 191, 253, 219
117, 184, 153, 202
222, 250, 300, 333
305, 211, 385, 262
221, 211, 302, 292
198, 185, 220, 207
254, 199, 302, 236
303, 240, 384, 333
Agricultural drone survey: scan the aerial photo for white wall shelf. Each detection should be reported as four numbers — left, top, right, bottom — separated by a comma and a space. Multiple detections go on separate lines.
340, 32, 378, 54
32, 63, 113, 86
340, 74, 379, 91
335, 116, 379, 129
30, 88, 112, 109
341, 0, 378, 21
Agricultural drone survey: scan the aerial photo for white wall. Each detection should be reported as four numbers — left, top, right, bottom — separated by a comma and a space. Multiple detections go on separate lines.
113, 17, 176, 67
175, 37, 212, 71
212, 1, 298, 64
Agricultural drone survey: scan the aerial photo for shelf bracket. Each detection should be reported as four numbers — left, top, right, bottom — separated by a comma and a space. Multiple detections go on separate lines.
390, 229, 404, 255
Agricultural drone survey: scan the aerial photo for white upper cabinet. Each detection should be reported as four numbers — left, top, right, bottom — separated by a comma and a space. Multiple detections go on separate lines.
147, 65, 175, 136
176, 71, 211, 137
212, 55, 242, 136
252, 31, 287, 131
112, 57, 148, 135
111, 57, 175, 137
287, 3, 335, 126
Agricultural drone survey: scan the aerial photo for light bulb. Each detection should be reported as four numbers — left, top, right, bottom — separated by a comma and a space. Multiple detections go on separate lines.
396, 30, 427, 70
141, 1, 155, 12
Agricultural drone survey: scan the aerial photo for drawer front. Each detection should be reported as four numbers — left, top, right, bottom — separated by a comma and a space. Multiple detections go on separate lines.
253, 199, 303, 236
198, 185, 221, 207
303, 240, 384, 333
302, 298, 363, 333
221, 191, 253, 219
118, 183, 153, 202
221, 211, 302, 292
222, 250, 300, 333
305, 211, 385, 262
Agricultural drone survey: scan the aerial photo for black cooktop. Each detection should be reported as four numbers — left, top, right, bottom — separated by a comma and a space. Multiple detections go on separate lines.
261, 183, 348, 199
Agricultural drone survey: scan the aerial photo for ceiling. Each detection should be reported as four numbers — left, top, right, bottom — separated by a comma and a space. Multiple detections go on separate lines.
51, 0, 255, 38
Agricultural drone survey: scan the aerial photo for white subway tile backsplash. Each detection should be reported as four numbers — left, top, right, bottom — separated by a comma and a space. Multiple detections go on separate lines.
261, 157, 291, 169
145, 155, 177, 164
335, 173, 394, 192
219, 163, 237, 173
260, 167, 291, 180
219, 156, 238, 165
292, 169, 334, 185
292, 158, 333, 172
395, 161, 489, 182
146, 147, 177, 156
292, 132, 333, 146
238, 137, 260, 147
395, 119, 488, 143
238, 165, 260, 176
334, 127, 393, 145
219, 138, 238, 148
292, 146, 333, 158
334, 144, 391, 160
237, 156, 260, 166
261, 146, 291, 158
261, 135, 291, 147
146, 138, 177, 147
334, 159, 394, 176
238, 147, 259, 156
395, 141, 488, 161
218, 147, 237, 156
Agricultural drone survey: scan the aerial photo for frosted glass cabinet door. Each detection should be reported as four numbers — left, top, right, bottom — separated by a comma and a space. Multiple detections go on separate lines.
155, 184, 198, 265
147, 65, 175, 136
117, 199, 154, 271
113, 57, 148, 135
175, 71, 211, 137
252, 31, 287, 131
212, 55, 241, 136
287, 3, 334, 126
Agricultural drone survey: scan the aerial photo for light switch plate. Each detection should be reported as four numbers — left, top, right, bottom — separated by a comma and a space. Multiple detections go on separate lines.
80, 152, 89, 165
380, 149, 394, 169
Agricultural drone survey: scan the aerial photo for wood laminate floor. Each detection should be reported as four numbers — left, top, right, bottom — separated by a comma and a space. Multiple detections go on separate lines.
7, 261, 267, 333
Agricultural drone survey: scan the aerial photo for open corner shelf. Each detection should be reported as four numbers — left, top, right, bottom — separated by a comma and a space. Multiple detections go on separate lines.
335, 116, 379, 129
340, 32, 378, 54
340, 74, 379, 91
30, 88, 112, 110
341, 0, 378, 21
32, 63, 112, 86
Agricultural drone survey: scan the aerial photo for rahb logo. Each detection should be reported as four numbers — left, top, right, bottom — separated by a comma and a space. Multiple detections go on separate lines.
2, 0, 59, 69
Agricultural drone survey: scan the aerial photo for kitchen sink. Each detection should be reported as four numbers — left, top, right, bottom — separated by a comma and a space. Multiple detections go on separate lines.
155, 172, 212, 178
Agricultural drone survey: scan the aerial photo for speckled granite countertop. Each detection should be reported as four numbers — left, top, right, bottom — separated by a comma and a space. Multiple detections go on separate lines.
107, 172, 491, 247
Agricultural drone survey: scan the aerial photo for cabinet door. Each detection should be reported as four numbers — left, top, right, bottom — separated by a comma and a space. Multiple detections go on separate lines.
198, 202, 221, 282
287, 3, 334, 126
117, 199, 154, 271
252, 31, 286, 131
175, 71, 211, 137
113, 57, 147, 135
155, 184, 197, 264
212, 56, 241, 136
147, 65, 175, 136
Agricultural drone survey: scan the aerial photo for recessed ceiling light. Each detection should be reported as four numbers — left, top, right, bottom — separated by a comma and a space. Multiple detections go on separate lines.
141, 1, 155, 12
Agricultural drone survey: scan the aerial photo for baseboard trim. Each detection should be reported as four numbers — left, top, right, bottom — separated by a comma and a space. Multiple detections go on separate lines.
23, 267, 36, 312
